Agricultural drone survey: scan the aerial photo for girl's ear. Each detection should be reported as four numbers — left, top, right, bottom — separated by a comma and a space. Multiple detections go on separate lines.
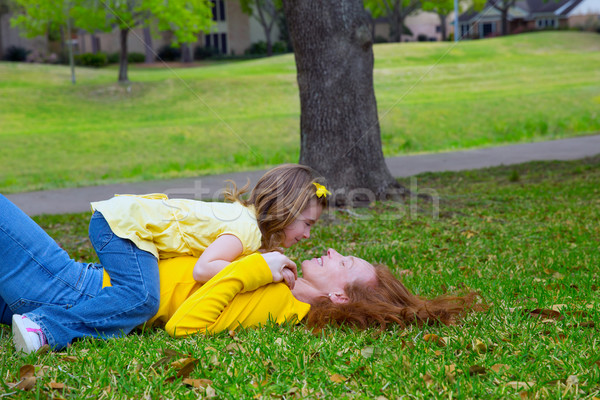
329, 292, 349, 304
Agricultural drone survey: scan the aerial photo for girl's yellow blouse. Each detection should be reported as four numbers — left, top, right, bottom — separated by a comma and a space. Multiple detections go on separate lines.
91, 194, 262, 259
103, 254, 311, 336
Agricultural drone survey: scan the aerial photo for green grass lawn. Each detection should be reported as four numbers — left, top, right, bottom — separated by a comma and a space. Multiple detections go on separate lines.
1, 157, 598, 398
1, 31, 599, 193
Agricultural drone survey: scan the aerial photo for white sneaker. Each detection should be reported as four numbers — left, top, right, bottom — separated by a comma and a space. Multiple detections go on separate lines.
12, 314, 47, 354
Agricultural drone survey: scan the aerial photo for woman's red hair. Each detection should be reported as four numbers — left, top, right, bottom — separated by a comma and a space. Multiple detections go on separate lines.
306, 265, 484, 329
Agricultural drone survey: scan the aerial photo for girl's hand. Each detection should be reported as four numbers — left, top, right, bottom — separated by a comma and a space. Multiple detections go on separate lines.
261, 252, 298, 289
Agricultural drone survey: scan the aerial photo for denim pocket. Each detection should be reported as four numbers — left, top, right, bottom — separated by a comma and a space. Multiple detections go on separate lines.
88, 212, 115, 251
10, 298, 72, 314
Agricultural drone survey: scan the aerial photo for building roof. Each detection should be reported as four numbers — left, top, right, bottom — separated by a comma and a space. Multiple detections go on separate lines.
517, 0, 584, 15
459, 0, 585, 22
458, 9, 480, 22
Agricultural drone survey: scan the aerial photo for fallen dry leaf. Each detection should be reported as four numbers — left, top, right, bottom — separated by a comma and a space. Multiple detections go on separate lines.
550, 304, 567, 312
469, 365, 486, 376
47, 382, 66, 391
445, 364, 457, 383
473, 339, 487, 354
225, 342, 246, 354
507, 381, 535, 390
422, 373, 434, 386
176, 359, 199, 379
16, 377, 37, 391
35, 365, 51, 377
171, 357, 197, 369
183, 378, 212, 389
205, 385, 217, 397
20, 364, 35, 379
401, 339, 415, 350
564, 374, 579, 396
361, 346, 382, 358
162, 348, 186, 358
527, 309, 563, 320
329, 373, 347, 383
490, 364, 510, 374
423, 334, 446, 347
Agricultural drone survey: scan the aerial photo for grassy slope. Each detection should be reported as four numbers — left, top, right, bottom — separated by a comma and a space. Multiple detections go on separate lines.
0, 31, 599, 193
1, 156, 598, 398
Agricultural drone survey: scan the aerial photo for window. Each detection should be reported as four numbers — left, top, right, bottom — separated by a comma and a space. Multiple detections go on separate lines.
536, 18, 557, 28
436, 25, 441, 33
220, 33, 227, 54
482, 22, 495, 37
204, 33, 228, 54
211, 0, 226, 21
460, 23, 470, 38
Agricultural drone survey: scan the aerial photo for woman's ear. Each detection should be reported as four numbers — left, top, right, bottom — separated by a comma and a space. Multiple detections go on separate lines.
329, 292, 349, 304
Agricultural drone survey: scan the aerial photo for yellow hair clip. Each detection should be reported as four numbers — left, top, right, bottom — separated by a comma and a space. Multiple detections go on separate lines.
313, 182, 331, 198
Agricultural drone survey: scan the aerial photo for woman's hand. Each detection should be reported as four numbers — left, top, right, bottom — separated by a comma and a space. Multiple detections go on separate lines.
261, 252, 298, 289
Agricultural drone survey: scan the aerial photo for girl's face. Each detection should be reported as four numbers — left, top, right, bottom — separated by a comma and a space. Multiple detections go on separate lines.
282, 200, 323, 248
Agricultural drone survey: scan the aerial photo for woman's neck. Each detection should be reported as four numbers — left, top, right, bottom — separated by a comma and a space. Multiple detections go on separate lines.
291, 279, 323, 304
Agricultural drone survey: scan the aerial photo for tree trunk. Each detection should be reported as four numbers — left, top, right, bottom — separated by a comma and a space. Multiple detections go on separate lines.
389, 6, 402, 42
143, 26, 154, 63
118, 28, 129, 83
501, 8, 508, 35
78, 29, 86, 53
265, 28, 273, 56
438, 13, 447, 41
181, 43, 193, 62
283, 0, 402, 206
91, 34, 100, 54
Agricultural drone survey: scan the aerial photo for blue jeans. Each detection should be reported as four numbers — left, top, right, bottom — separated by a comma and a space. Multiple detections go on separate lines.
0, 194, 160, 349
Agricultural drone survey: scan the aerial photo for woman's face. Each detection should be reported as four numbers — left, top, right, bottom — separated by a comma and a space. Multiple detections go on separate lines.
282, 200, 323, 248
301, 248, 377, 296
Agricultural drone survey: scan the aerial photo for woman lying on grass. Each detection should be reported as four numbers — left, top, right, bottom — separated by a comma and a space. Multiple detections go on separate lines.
1, 195, 481, 353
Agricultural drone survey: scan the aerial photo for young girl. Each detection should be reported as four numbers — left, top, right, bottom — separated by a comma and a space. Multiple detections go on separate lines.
11, 164, 329, 353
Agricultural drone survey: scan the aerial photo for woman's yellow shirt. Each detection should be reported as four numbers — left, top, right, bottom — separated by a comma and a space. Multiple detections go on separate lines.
102, 254, 310, 336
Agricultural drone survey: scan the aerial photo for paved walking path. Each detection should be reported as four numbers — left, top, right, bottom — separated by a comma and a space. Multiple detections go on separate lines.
7, 134, 600, 216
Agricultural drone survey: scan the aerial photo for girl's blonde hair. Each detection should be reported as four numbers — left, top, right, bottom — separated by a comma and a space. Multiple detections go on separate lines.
224, 164, 328, 251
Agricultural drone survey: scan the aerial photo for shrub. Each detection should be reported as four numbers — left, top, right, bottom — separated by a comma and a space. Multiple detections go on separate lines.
107, 52, 119, 64
374, 35, 389, 43
194, 46, 218, 60
3, 46, 30, 62
127, 52, 145, 63
157, 45, 181, 61
74, 52, 108, 67
272, 41, 288, 54
417, 33, 428, 42
245, 41, 267, 55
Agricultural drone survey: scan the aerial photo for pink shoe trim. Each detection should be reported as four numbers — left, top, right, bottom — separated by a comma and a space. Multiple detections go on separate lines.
23, 318, 48, 346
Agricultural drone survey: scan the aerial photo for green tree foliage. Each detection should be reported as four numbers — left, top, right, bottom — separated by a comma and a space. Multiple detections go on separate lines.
239, 0, 282, 56
11, 0, 214, 82
421, 0, 485, 40
364, 0, 421, 42
489, 0, 517, 35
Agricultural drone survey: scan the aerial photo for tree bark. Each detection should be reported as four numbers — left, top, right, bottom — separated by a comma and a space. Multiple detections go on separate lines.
283, 0, 402, 206
91, 34, 100, 54
143, 26, 154, 63
254, 0, 276, 56
181, 43, 193, 62
501, 8, 508, 35
438, 13, 447, 41
491, 0, 515, 36
118, 28, 129, 83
